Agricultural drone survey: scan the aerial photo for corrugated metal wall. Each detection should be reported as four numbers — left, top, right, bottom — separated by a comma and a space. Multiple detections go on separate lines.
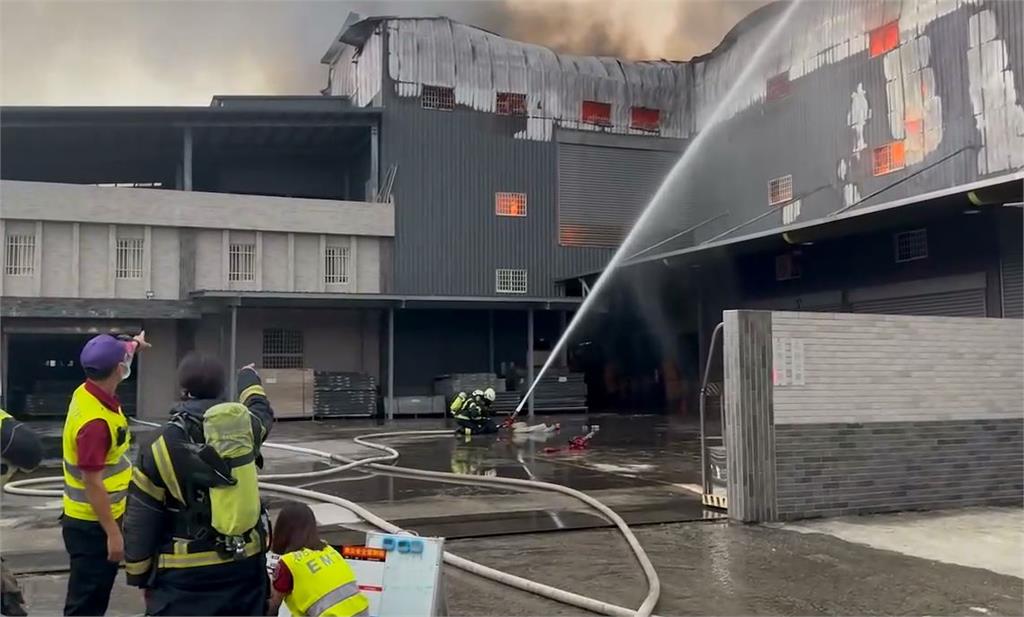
557, 144, 678, 248
381, 97, 614, 297
850, 288, 987, 317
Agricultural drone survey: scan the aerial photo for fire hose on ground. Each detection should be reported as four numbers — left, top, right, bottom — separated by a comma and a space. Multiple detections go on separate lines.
3, 423, 661, 617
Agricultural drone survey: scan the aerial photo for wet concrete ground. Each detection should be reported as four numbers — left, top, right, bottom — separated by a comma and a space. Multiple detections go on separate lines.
3, 415, 1022, 615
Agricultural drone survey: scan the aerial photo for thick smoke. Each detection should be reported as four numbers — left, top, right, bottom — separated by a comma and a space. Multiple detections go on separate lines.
0, 1, 765, 106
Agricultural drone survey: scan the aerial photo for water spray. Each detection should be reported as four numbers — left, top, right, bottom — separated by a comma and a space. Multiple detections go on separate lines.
513, 0, 806, 416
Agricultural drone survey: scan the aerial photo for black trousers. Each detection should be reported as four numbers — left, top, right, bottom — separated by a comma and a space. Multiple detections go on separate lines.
144, 554, 267, 616
456, 417, 498, 435
61, 519, 119, 616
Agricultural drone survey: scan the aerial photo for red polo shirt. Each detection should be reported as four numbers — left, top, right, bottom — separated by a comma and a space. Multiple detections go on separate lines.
75, 381, 123, 472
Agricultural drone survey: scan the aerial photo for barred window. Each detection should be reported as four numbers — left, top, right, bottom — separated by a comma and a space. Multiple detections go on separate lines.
324, 245, 350, 284
495, 192, 527, 217
894, 229, 928, 263
4, 233, 35, 276
873, 141, 906, 176
262, 329, 304, 369
228, 243, 256, 282
496, 268, 528, 294
496, 92, 527, 116
768, 175, 793, 206
421, 85, 455, 111
115, 237, 144, 279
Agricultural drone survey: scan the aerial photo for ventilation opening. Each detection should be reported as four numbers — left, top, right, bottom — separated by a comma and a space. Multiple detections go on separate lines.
869, 20, 900, 58
496, 92, 527, 116
496, 268, 528, 294
421, 85, 455, 111
581, 101, 612, 126
495, 192, 527, 217
262, 328, 304, 369
630, 107, 660, 132
873, 141, 906, 175
769, 174, 794, 206
894, 229, 928, 263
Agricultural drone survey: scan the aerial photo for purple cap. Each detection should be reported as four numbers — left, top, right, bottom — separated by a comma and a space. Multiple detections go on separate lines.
80, 335, 128, 372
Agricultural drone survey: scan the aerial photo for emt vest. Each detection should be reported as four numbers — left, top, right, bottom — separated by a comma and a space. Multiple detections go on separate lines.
280, 545, 369, 617
62, 385, 132, 521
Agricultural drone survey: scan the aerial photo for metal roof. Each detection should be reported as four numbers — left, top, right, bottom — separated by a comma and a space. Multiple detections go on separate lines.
0, 104, 381, 128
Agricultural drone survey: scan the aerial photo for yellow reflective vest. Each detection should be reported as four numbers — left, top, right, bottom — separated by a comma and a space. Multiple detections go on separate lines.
0, 409, 13, 486
280, 545, 369, 617
61, 384, 132, 521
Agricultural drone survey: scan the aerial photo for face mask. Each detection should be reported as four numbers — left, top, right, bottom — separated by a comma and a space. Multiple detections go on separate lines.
120, 361, 132, 381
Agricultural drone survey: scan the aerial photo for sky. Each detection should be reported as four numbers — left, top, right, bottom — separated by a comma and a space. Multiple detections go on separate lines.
0, 0, 766, 106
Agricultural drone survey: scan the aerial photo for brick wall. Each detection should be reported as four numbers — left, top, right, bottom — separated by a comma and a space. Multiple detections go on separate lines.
722, 310, 1024, 522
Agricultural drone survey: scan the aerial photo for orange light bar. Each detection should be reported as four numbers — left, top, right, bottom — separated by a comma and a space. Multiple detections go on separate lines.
341, 545, 387, 561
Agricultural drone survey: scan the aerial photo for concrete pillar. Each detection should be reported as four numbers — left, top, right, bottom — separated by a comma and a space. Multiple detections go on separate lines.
183, 127, 193, 191
527, 308, 535, 418
488, 310, 495, 374
558, 310, 568, 368
387, 307, 395, 420
229, 303, 238, 396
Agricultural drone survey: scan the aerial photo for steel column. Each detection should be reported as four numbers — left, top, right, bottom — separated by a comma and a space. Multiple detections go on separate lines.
228, 303, 238, 396
387, 307, 395, 420
183, 127, 193, 191
527, 308, 535, 418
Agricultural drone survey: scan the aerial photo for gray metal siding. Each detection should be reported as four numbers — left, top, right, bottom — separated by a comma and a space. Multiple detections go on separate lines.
636, 3, 1024, 258
380, 96, 613, 297
850, 288, 987, 317
557, 144, 678, 248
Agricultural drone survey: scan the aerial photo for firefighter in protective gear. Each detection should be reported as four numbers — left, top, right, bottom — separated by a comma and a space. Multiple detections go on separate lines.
1, 409, 43, 616
123, 352, 274, 616
452, 388, 498, 436
269, 502, 369, 617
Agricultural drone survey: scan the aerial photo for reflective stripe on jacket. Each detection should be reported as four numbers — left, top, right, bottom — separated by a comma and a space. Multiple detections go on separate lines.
61, 384, 132, 521
280, 545, 369, 617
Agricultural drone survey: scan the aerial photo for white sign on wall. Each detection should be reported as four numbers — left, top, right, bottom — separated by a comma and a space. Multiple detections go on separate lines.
772, 337, 805, 386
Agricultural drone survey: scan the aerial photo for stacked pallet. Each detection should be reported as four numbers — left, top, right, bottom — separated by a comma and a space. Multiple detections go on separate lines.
490, 391, 522, 416
517, 372, 587, 412
313, 372, 377, 418
433, 373, 504, 399
261, 369, 314, 420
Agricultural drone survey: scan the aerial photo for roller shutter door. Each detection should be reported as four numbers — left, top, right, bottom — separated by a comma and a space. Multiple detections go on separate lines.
851, 288, 987, 317
1001, 245, 1023, 318
558, 143, 677, 248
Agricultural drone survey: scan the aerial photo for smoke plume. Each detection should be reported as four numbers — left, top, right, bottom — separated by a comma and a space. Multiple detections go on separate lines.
0, 1, 765, 106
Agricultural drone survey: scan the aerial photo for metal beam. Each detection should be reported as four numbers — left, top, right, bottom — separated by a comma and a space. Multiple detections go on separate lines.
527, 308, 534, 419
369, 125, 380, 201
387, 308, 395, 420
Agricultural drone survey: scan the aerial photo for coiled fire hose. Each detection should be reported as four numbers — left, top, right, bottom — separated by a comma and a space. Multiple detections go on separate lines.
3, 422, 660, 617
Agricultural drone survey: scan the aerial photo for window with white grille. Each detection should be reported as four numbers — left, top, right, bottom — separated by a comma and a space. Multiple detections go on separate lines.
894, 229, 928, 263
768, 175, 793, 206
115, 237, 144, 279
228, 243, 256, 282
4, 233, 35, 276
496, 268, 528, 294
495, 192, 527, 217
421, 85, 455, 111
262, 329, 304, 369
324, 245, 350, 284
